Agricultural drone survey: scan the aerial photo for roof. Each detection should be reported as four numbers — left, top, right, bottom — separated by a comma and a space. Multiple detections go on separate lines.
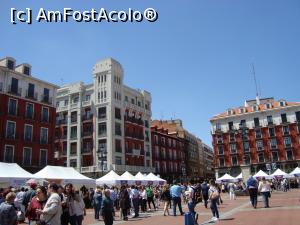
211, 98, 300, 121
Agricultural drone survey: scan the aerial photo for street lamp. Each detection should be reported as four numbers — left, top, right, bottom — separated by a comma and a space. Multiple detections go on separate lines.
97, 147, 107, 178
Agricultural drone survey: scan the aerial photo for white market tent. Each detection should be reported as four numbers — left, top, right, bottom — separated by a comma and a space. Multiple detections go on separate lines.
235, 173, 243, 181
120, 171, 136, 185
216, 173, 237, 183
290, 167, 300, 176
0, 162, 37, 187
35, 166, 95, 187
135, 172, 148, 185
96, 170, 121, 186
145, 172, 167, 185
253, 170, 273, 179
271, 168, 287, 178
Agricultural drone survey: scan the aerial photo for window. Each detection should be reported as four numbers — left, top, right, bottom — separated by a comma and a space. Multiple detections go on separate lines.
228, 121, 234, 130
83, 142, 92, 153
284, 137, 292, 148
266, 103, 272, 109
7, 60, 15, 70
71, 111, 77, 123
218, 145, 224, 155
296, 111, 300, 122
98, 107, 106, 119
256, 140, 264, 151
219, 158, 225, 167
244, 155, 251, 165
4, 146, 14, 162
232, 156, 238, 166
23, 148, 32, 166
286, 150, 293, 160
280, 101, 286, 107
40, 128, 48, 144
282, 126, 289, 135
125, 96, 128, 102
154, 135, 158, 144
254, 118, 260, 127
269, 127, 275, 137
73, 96, 79, 103
64, 99, 68, 106
24, 66, 30, 75
85, 95, 90, 102
10, 77, 19, 94
145, 120, 149, 128
239, 108, 245, 114
70, 159, 77, 168
217, 135, 223, 144
115, 139, 122, 153
6, 121, 16, 139
27, 83, 35, 98
43, 88, 50, 102
131, 98, 135, 104
24, 124, 33, 141
240, 120, 246, 128
267, 115, 273, 125
41, 107, 49, 122
71, 126, 77, 139
115, 108, 121, 120
161, 137, 166, 145
40, 149, 48, 167
25, 103, 34, 119
8, 99, 17, 115
253, 105, 258, 111
255, 129, 262, 139
230, 143, 237, 153
258, 153, 265, 163
229, 133, 235, 142
98, 123, 107, 137
115, 122, 122, 136
115, 156, 122, 165
281, 113, 287, 123
145, 130, 149, 142
270, 138, 277, 149
272, 152, 279, 162
243, 142, 250, 152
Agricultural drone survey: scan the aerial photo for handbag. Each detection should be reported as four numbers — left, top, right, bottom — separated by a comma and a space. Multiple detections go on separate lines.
37, 213, 56, 225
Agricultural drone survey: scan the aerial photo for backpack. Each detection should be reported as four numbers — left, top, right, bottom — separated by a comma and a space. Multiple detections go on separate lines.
191, 186, 202, 204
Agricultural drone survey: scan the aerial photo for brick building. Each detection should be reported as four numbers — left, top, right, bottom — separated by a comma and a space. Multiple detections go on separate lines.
151, 125, 185, 183
0, 56, 58, 172
55, 58, 154, 176
210, 97, 300, 179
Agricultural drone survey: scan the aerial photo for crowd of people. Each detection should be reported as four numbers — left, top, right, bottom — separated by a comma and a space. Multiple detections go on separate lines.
0, 176, 295, 225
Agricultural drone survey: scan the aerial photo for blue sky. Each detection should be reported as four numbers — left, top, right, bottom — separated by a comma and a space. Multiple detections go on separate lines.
1, 0, 300, 146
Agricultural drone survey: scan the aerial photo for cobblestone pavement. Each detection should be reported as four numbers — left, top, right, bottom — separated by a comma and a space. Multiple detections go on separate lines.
82, 189, 300, 225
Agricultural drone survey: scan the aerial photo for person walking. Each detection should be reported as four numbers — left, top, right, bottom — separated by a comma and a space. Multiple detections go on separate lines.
102, 189, 114, 225
0, 192, 17, 225
93, 186, 103, 220
25, 186, 48, 225
37, 183, 62, 225
209, 180, 220, 222
73, 191, 86, 225
228, 183, 236, 200
170, 182, 184, 216
22, 183, 37, 211
130, 185, 140, 218
119, 185, 130, 221
201, 180, 209, 208
140, 186, 147, 212
247, 175, 258, 209
160, 185, 171, 216
145, 185, 156, 211
258, 177, 271, 208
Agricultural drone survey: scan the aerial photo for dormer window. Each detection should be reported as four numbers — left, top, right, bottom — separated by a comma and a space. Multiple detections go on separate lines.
279, 101, 286, 107
253, 105, 259, 111
239, 108, 245, 114
7, 60, 15, 70
23, 66, 30, 75
227, 109, 234, 115
265, 103, 272, 109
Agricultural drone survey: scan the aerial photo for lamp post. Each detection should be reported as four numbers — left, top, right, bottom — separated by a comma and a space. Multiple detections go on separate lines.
97, 147, 107, 178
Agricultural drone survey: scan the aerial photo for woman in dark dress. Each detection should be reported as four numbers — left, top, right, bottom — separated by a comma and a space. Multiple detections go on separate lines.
119, 185, 130, 221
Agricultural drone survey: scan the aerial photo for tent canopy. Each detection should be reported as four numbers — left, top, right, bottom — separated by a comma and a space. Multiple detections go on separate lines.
96, 170, 121, 186
216, 173, 237, 183
35, 166, 95, 187
0, 162, 37, 187
253, 170, 273, 179
271, 168, 287, 177
145, 173, 166, 185
135, 172, 146, 179
235, 173, 243, 180
290, 167, 300, 176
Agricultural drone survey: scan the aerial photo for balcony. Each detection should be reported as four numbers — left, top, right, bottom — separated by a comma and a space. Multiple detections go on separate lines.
230, 150, 237, 155
82, 114, 93, 121
256, 146, 264, 152
8, 85, 22, 96
70, 134, 77, 140
217, 139, 223, 144
218, 151, 224, 156
6, 134, 16, 140
41, 95, 52, 105
83, 131, 92, 137
40, 139, 48, 145
25, 90, 38, 100
82, 100, 90, 107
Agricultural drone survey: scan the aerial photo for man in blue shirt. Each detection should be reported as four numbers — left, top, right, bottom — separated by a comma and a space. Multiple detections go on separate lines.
170, 182, 184, 216
247, 176, 258, 208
